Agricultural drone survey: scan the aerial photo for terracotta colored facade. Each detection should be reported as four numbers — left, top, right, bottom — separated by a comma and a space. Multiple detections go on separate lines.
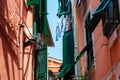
72, 0, 120, 80
0, 0, 35, 80
48, 57, 62, 75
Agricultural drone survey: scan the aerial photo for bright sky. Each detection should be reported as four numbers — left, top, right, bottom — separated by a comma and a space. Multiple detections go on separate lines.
47, 0, 63, 60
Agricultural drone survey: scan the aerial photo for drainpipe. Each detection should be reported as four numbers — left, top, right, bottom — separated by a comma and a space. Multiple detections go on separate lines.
19, 0, 23, 80
19, 25, 24, 80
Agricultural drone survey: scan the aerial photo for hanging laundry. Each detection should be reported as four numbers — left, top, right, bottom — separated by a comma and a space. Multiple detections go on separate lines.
56, 22, 61, 41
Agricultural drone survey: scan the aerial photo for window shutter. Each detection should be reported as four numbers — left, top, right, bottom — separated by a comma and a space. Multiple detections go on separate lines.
35, 47, 48, 80
27, 0, 39, 7
102, 0, 120, 38
63, 30, 75, 79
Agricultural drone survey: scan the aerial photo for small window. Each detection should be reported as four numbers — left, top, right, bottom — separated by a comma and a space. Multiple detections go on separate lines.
85, 11, 94, 69
102, 0, 120, 38
57, 0, 71, 17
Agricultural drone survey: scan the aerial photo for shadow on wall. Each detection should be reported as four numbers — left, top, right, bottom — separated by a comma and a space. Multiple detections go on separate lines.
23, 45, 34, 80
0, 24, 19, 80
76, 0, 89, 20
0, 0, 20, 80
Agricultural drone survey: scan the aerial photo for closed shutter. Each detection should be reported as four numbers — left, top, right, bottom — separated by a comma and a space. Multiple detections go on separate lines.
63, 30, 75, 79
35, 47, 48, 80
27, 0, 39, 7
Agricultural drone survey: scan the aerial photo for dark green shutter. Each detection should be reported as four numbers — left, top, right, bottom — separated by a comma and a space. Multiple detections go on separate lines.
27, 0, 39, 7
87, 13, 102, 33
33, 0, 48, 35
85, 12, 94, 69
56, 38, 92, 79
102, 0, 120, 38
39, 0, 48, 35
87, 0, 111, 33
35, 47, 47, 80
63, 30, 75, 79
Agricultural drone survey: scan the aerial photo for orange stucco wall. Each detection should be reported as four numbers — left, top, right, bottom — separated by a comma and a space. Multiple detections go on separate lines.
73, 0, 120, 80
48, 58, 62, 73
0, 0, 34, 80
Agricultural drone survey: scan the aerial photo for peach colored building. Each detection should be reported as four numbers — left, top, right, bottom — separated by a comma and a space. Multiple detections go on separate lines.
48, 57, 62, 76
71, 0, 120, 80
0, 0, 33, 80
0, 0, 53, 80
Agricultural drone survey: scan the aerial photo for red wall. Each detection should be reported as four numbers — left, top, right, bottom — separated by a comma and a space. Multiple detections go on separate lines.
74, 0, 120, 80
0, 0, 34, 80
48, 59, 62, 73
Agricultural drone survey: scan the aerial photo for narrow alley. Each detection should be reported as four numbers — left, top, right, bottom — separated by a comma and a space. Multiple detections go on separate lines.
0, 0, 120, 80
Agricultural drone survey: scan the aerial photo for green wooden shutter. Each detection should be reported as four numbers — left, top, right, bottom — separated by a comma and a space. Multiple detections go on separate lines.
63, 30, 75, 79
87, 0, 111, 33
27, 0, 39, 7
39, 0, 48, 35
35, 47, 48, 80
33, 0, 48, 35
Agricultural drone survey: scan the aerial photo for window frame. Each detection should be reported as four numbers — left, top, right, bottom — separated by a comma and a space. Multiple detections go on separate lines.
102, 0, 120, 38
85, 11, 94, 70
57, 0, 71, 17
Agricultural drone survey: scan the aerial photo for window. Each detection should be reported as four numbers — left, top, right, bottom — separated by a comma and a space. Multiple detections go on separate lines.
102, 0, 120, 38
57, 0, 71, 17
85, 11, 94, 69
33, 0, 48, 35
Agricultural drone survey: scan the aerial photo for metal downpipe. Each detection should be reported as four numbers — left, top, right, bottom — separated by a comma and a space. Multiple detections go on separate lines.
19, 25, 24, 80
19, 0, 23, 80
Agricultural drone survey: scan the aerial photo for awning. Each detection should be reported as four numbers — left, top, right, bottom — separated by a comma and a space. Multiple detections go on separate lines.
56, 39, 92, 79
87, 0, 111, 33
40, 19, 54, 47
25, 12, 54, 47
33, 0, 54, 47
